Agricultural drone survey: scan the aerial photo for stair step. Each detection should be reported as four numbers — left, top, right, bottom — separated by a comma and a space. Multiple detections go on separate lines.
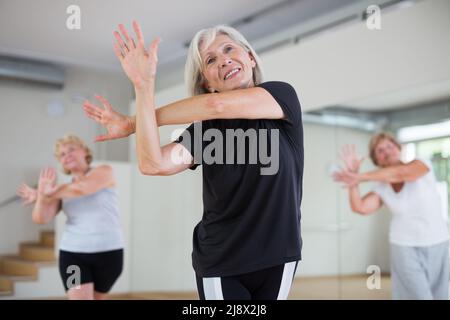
0, 274, 36, 292
0, 290, 13, 297
0, 276, 12, 292
40, 231, 55, 247
1, 257, 39, 277
20, 243, 55, 262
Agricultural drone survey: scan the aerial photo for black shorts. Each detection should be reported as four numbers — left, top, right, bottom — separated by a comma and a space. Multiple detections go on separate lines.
59, 249, 123, 293
196, 261, 298, 300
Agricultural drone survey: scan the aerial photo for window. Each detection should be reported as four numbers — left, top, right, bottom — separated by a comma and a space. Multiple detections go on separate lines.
413, 137, 450, 216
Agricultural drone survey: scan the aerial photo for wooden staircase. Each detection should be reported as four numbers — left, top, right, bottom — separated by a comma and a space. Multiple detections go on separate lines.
0, 231, 56, 297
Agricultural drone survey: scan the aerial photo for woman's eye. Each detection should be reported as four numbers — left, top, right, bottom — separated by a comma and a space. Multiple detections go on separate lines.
206, 57, 215, 65
225, 46, 233, 52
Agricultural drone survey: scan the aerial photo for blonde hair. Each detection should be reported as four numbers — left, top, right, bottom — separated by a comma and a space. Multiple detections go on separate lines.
369, 132, 401, 166
54, 134, 93, 174
185, 25, 264, 96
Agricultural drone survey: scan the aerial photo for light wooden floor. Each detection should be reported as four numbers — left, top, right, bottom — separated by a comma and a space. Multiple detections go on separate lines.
109, 275, 391, 300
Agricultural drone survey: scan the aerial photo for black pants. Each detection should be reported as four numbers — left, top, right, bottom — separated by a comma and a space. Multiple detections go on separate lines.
59, 249, 123, 293
196, 261, 298, 300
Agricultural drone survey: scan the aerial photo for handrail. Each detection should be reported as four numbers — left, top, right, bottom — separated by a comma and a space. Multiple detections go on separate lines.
0, 185, 37, 209
0, 195, 20, 208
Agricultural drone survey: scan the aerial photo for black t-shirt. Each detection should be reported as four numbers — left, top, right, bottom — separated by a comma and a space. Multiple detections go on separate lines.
175, 81, 303, 277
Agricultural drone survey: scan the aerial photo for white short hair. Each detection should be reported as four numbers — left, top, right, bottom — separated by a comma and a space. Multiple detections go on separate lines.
185, 25, 264, 96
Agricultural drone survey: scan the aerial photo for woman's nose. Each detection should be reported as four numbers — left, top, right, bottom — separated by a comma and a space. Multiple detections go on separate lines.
220, 57, 232, 67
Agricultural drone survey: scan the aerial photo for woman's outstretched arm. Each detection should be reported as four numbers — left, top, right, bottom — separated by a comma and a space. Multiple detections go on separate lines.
113, 21, 194, 176
45, 165, 115, 200
337, 160, 429, 184
83, 85, 285, 142
358, 160, 429, 183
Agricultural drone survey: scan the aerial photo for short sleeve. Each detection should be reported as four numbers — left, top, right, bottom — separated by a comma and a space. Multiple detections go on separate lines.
257, 81, 302, 127
370, 182, 385, 198
416, 158, 433, 171
173, 122, 203, 170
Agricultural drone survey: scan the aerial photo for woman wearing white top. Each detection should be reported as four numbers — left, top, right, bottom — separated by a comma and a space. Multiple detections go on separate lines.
333, 132, 449, 300
17, 134, 124, 300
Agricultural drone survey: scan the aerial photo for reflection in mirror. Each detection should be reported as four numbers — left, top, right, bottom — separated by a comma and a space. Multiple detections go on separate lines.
301, 98, 450, 299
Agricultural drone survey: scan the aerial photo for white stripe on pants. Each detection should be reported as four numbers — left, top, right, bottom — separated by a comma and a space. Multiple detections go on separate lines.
202, 261, 297, 300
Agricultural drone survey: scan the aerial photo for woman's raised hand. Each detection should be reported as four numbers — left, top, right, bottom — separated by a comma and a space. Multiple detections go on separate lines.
38, 168, 58, 197
17, 183, 37, 206
113, 21, 161, 89
339, 144, 364, 173
83, 95, 134, 142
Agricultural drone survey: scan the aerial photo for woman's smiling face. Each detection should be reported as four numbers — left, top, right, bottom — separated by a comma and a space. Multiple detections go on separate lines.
200, 34, 256, 93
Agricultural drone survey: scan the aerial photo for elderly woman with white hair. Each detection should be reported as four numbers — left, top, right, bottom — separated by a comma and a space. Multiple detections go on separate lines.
83, 22, 303, 300
17, 134, 124, 300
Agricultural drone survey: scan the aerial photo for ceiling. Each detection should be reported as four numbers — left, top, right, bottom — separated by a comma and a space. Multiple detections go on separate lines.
1, 0, 448, 112
0, 0, 360, 87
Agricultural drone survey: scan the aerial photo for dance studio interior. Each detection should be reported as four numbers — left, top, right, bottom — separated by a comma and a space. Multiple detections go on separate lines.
1, 0, 449, 300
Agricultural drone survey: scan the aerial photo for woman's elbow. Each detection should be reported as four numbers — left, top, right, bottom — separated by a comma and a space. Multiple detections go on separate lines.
32, 214, 50, 225
351, 204, 369, 216
138, 161, 163, 176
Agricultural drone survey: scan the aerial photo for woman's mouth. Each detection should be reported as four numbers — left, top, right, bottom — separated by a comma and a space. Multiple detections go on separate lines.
65, 158, 76, 165
224, 68, 241, 80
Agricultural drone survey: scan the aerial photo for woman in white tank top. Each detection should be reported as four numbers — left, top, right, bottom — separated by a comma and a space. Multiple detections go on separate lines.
333, 132, 449, 300
17, 134, 124, 300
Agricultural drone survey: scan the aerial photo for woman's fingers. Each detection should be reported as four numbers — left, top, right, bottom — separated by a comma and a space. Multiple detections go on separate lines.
95, 134, 113, 142
18, 184, 32, 197
148, 37, 160, 62
17, 187, 25, 197
113, 42, 124, 61
83, 100, 105, 122
82, 104, 99, 115
119, 24, 135, 50
132, 20, 145, 49
40, 168, 46, 180
114, 30, 129, 53
48, 168, 56, 181
41, 167, 55, 181
341, 144, 348, 156
84, 110, 101, 122
83, 106, 102, 120
94, 95, 113, 112
43, 167, 50, 179
83, 108, 101, 121
83, 100, 103, 113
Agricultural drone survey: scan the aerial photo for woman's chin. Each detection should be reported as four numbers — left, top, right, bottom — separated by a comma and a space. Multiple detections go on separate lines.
63, 164, 77, 172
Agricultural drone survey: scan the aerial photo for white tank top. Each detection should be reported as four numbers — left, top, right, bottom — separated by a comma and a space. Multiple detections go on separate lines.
372, 159, 449, 247
60, 187, 124, 253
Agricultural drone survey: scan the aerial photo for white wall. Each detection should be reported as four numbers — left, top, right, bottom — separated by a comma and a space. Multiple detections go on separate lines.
128, 85, 203, 292
262, 0, 450, 111
300, 124, 390, 277
0, 66, 132, 256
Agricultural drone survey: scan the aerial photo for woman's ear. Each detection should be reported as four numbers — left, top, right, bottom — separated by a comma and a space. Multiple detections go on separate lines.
248, 53, 257, 68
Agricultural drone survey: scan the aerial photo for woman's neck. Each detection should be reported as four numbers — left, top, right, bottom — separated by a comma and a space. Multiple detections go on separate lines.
71, 165, 90, 179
